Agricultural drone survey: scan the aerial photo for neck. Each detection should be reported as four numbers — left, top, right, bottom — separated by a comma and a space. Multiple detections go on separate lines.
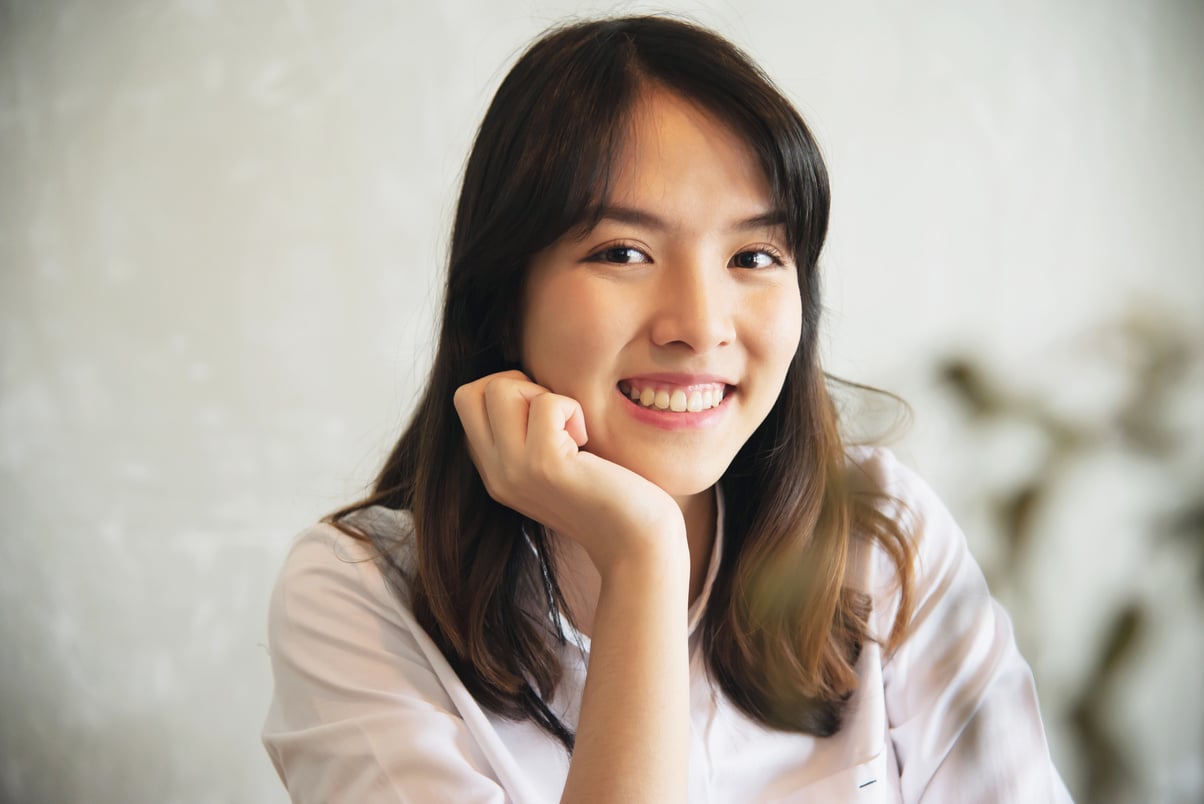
675, 487, 717, 605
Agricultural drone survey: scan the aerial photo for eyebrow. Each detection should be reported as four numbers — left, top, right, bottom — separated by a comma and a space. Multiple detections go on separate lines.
592, 204, 788, 233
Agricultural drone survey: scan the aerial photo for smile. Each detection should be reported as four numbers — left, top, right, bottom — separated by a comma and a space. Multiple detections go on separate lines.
617, 380, 729, 413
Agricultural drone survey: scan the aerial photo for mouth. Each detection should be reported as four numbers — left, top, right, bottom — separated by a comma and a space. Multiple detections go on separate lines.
617, 379, 732, 413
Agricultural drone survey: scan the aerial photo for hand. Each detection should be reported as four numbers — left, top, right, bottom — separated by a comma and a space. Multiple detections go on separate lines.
453, 370, 687, 576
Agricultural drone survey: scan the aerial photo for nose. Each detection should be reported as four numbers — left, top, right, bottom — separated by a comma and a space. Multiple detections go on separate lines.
649, 261, 736, 353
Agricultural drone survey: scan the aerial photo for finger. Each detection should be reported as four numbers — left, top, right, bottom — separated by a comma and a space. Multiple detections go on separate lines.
453, 377, 497, 451
506, 377, 587, 447
483, 374, 542, 457
527, 391, 589, 453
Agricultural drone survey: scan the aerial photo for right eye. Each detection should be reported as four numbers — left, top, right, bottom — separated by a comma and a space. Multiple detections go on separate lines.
587, 245, 652, 265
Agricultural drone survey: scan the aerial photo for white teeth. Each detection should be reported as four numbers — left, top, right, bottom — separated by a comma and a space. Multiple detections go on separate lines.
624, 383, 728, 413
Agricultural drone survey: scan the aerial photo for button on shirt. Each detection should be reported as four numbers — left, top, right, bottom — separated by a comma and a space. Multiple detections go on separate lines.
262, 448, 1072, 802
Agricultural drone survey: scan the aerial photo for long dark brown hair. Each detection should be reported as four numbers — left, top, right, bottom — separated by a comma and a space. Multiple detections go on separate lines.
331, 15, 915, 750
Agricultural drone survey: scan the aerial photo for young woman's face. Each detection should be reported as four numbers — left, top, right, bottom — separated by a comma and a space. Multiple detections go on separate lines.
521, 88, 803, 501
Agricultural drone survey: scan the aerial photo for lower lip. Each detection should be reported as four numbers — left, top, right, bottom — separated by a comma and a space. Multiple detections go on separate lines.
617, 386, 731, 431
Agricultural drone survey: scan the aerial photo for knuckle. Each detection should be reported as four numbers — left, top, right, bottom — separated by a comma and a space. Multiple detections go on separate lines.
483, 376, 509, 404
528, 391, 557, 419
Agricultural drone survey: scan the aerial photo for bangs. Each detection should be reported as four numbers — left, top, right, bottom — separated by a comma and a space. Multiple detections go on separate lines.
559, 84, 825, 265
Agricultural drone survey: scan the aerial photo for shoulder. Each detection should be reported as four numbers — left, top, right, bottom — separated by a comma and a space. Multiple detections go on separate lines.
844, 445, 962, 563
264, 506, 467, 730
842, 446, 972, 642
263, 509, 518, 801
844, 445, 944, 518
269, 507, 419, 642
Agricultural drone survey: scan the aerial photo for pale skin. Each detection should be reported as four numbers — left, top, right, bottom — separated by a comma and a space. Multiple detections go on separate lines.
453, 88, 803, 803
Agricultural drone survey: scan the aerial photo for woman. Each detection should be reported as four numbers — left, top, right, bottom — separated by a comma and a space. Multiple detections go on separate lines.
263, 16, 1071, 803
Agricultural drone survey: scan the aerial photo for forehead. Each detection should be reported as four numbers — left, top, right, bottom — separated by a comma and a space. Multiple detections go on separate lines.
602, 88, 774, 224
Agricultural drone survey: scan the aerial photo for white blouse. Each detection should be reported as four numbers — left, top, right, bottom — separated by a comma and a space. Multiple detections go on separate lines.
263, 448, 1072, 802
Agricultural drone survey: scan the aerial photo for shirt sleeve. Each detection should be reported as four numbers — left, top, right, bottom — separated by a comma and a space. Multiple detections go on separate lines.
865, 450, 1074, 803
261, 522, 510, 804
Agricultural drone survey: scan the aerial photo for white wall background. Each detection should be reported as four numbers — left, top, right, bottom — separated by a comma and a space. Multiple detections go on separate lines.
2, 0, 1201, 801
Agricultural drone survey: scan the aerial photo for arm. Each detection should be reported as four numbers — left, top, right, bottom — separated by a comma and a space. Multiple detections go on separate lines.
454, 371, 691, 804
868, 451, 1072, 803
562, 550, 689, 804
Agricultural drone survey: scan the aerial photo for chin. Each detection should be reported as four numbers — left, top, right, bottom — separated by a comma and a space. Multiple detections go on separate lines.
629, 459, 727, 500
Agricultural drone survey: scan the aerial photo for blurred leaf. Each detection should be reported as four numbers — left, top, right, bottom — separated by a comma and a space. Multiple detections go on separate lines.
1096, 603, 1145, 681
994, 483, 1041, 567
936, 357, 997, 417
1068, 699, 1133, 804
1165, 499, 1204, 590
1110, 311, 1191, 457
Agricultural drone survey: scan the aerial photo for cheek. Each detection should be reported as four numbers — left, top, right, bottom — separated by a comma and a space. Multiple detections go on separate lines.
521, 279, 615, 391
746, 288, 803, 370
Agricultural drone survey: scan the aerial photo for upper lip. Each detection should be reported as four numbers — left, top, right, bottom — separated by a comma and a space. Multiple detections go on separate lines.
619, 372, 735, 387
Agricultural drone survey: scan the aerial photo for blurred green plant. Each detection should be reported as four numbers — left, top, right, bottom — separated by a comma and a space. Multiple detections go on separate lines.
935, 308, 1202, 804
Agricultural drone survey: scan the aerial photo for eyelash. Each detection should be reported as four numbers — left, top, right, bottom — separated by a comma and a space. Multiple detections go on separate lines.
585, 242, 787, 269
731, 247, 786, 269
586, 243, 651, 265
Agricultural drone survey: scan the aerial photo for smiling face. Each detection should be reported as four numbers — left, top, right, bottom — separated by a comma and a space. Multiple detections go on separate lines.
520, 88, 804, 503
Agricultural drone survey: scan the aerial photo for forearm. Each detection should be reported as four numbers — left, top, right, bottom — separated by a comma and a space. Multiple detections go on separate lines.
560, 554, 690, 804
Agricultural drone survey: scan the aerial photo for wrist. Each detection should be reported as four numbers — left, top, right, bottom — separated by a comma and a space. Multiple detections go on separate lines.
593, 529, 690, 597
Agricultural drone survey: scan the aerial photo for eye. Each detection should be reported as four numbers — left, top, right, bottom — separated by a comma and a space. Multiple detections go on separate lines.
730, 248, 784, 269
587, 244, 652, 265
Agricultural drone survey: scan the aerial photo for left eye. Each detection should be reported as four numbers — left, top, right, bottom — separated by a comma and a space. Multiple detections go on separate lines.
731, 250, 779, 269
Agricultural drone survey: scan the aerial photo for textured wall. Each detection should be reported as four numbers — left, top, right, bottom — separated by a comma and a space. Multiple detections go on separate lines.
2, 1, 1201, 802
